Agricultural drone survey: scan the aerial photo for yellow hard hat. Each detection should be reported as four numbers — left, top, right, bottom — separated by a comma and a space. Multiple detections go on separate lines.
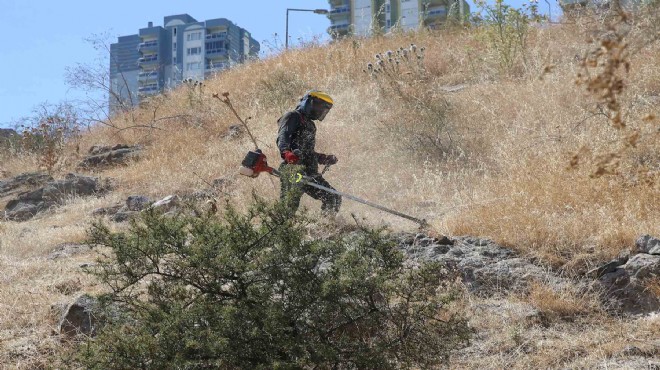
308, 91, 334, 105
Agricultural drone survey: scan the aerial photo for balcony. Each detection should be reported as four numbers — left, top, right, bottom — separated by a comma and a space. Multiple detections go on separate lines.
328, 5, 350, 18
137, 55, 158, 67
423, 0, 448, 6
138, 84, 159, 93
329, 23, 350, 31
206, 48, 228, 57
138, 40, 158, 52
425, 6, 447, 19
138, 71, 159, 81
206, 61, 229, 70
206, 33, 227, 40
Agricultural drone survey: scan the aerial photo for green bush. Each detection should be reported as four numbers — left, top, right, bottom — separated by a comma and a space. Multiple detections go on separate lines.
473, 0, 544, 74
77, 199, 471, 369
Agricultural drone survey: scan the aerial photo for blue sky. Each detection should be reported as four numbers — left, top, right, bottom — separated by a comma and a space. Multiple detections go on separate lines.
0, 0, 557, 129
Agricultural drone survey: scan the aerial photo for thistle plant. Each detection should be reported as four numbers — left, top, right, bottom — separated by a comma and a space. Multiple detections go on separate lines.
183, 78, 204, 108
363, 45, 452, 156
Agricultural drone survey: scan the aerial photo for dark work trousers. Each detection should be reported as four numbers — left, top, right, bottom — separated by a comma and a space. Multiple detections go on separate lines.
279, 163, 342, 215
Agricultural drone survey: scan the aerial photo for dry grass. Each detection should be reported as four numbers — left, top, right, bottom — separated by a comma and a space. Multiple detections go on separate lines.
454, 294, 659, 369
528, 281, 602, 319
1, 12, 659, 368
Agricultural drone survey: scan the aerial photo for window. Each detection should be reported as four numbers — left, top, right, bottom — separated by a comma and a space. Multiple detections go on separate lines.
173, 42, 177, 51
173, 57, 177, 64
186, 62, 201, 71
173, 28, 177, 36
187, 32, 202, 41
187, 47, 201, 55
205, 41, 227, 51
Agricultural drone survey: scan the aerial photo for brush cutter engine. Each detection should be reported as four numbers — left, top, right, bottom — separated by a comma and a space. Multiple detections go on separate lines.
239, 149, 273, 178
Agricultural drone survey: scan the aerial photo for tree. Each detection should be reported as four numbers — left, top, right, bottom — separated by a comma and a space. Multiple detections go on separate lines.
64, 33, 130, 125
78, 199, 471, 369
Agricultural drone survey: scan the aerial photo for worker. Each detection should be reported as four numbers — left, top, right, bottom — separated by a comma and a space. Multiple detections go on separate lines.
276, 90, 341, 216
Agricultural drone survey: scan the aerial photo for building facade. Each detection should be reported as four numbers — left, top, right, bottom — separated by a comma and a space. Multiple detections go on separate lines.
327, 0, 470, 37
109, 14, 259, 113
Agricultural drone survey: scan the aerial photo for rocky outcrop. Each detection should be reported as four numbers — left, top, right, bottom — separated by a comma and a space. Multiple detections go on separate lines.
397, 233, 660, 315
77, 144, 141, 169
0, 172, 53, 198
395, 234, 565, 295
3, 173, 107, 221
636, 234, 660, 255
151, 194, 179, 212
93, 194, 182, 222
593, 249, 660, 314
93, 195, 151, 222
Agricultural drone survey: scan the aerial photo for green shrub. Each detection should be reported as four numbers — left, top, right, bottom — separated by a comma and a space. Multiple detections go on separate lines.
77, 199, 471, 369
473, 0, 544, 74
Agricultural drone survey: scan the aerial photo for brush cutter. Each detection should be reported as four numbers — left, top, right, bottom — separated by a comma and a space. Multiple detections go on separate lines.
239, 149, 428, 227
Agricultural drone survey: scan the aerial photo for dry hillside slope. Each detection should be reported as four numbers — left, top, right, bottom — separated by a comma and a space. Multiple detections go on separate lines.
0, 13, 659, 368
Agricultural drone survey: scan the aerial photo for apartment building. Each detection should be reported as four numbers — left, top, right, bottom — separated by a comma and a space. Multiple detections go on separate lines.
109, 14, 259, 113
327, 0, 470, 37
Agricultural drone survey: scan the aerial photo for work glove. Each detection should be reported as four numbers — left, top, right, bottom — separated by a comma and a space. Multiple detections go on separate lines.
317, 153, 338, 165
283, 150, 300, 164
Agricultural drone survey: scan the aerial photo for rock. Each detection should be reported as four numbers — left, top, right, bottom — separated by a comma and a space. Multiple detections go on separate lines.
413, 233, 453, 247
88, 144, 130, 156
623, 254, 660, 279
42, 173, 101, 202
397, 233, 559, 295
222, 124, 244, 140
78, 144, 140, 169
151, 195, 179, 212
595, 253, 660, 314
4, 174, 105, 221
621, 345, 646, 357
587, 251, 630, 278
92, 204, 123, 216
472, 258, 560, 293
4, 203, 40, 222
636, 235, 660, 255
126, 195, 150, 211
58, 294, 99, 338
0, 172, 53, 196
48, 243, 92, 260
111, 211, 138, 223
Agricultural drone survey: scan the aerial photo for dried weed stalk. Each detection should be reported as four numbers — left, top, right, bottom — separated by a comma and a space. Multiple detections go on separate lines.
364, 45, 454, 156
573, 7, 659, 183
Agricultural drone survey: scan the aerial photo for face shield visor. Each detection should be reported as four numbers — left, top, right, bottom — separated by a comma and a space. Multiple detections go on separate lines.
309, 99, 333, 121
